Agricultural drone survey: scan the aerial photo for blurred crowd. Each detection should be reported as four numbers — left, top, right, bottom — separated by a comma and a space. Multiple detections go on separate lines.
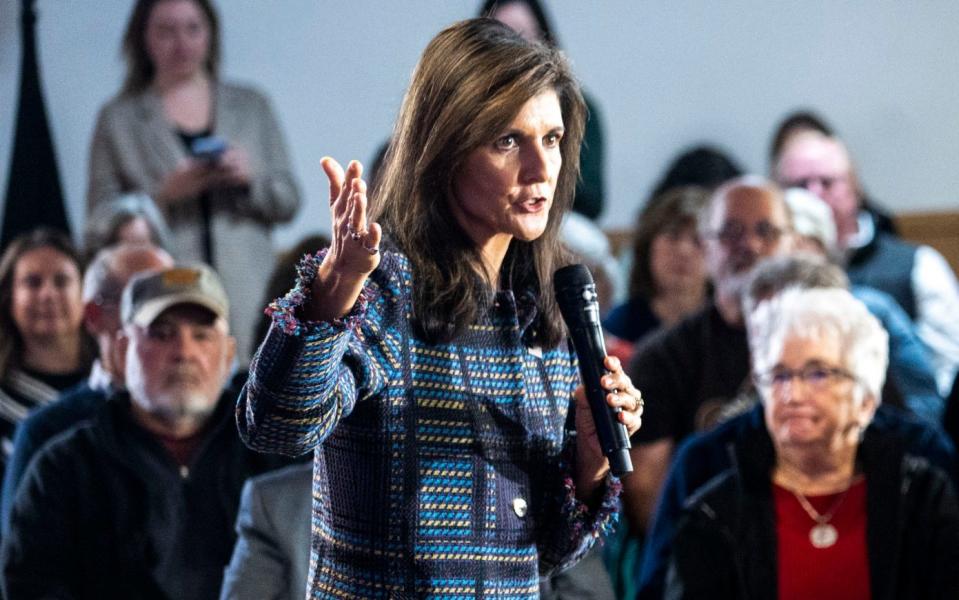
1, 0, 958, 599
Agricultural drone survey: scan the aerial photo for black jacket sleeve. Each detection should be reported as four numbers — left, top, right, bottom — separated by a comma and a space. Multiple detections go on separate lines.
1, 433, 83, 599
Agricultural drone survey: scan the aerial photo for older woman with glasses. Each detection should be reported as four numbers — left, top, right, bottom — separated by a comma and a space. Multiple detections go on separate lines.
664, 287, 959, 599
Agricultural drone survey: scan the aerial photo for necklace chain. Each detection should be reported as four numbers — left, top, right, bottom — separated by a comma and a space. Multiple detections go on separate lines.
791, 488, 849, 525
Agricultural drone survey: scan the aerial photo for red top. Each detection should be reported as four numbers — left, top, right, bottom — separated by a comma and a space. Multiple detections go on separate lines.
774, 478, 870, 600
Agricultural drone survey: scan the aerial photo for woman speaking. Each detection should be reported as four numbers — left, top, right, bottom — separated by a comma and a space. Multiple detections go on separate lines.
239, 18, 643, 599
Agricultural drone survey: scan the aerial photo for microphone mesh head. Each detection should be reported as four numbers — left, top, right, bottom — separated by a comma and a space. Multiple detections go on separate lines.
553, 264, 593, 294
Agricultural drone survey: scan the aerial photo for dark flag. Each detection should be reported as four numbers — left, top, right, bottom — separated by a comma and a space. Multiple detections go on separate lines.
1, 0, 71, 252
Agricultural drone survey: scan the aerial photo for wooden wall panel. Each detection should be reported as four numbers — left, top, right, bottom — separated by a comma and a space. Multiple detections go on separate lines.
604, 210, 959, 277
895, 211, 959, 277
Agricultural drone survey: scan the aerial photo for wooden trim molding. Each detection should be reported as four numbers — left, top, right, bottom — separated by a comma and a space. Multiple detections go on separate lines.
895, 211, 959, 276
604, 210, 959, 277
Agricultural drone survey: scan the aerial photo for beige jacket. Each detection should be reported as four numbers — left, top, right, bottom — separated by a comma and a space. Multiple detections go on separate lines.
87, 81, 301, 361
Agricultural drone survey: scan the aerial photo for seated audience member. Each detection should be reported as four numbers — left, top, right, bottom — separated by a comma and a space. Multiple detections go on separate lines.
604, 186, 710, 364
612, 145, 739, 320
648, 145, 743, 200
83, 192, 173, 259
768, 110, 897, 236
623, 176, 795, 533
220, 462, 312, 600
0, 228, 94, 478
947, 375, 959, 450
637, 256, 956, 600
784, 188, 943, 422
560, 211, 623, 317
0, 243, 173, 533
1, 264, 285, 599
664, 287, 959, 599
773, 129, 959, 397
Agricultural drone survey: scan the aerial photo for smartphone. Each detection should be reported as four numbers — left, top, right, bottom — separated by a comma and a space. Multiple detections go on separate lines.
190, 136, 228, 164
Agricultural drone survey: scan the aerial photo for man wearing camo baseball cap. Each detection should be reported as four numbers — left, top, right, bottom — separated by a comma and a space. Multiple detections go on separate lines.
121, 263, 229, 328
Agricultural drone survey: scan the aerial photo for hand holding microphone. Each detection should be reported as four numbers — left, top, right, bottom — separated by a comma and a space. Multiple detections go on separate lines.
555, 264, 642, 479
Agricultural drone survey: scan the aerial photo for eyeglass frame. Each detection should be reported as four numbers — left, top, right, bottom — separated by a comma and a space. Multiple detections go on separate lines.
780, 173, 849, 193
704, 220, 789, 247
753, 362, 858, 393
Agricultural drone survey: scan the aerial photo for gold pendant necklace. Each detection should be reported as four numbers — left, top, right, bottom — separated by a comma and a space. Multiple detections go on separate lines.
790, 486, 852, 549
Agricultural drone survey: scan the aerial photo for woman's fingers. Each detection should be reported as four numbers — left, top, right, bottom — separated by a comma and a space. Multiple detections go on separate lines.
321, 157, 345, 208
348, 178, 369, 235
320, 156, 379, 271
600, 355, 644, 432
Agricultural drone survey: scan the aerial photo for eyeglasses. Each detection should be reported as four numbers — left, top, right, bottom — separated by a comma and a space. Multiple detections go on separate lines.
706, 221, 786, 247
781, 174, 847, 192
754, 364, 856, 392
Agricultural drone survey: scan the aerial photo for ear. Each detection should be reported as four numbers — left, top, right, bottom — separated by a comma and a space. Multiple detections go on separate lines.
858, 389, 878, 428
224, 334, 237, 369
114, 331, 130, 382
83, 302, 102, 335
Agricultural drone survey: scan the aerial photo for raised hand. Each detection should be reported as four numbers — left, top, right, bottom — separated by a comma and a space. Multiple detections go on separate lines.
303, 157, 382, 322
322, 157, 382, 275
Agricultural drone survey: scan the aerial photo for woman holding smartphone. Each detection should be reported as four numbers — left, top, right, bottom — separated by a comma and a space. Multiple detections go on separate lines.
87, 0, 301, 361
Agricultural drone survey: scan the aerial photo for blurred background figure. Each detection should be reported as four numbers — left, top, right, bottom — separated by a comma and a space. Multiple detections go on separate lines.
617, 177, 794, 599
783, 186, 838, 256
560, 212, 623, 318
637, 254, 955, 600
251, 233, 330, 351
86, 0, 301, 362
482, 0, 607, 221
768, 110, 897, 236
220, 462, 312, 600
0, 242, 173, 534
773, 127, 959, 399
604, 186, 710, 364
783, 188, 943, 422
1, 264, 287, 599
665, 287, 959, 599
648, 145, 744, 201
0, 228, 93, 479
83, 192, 173, 260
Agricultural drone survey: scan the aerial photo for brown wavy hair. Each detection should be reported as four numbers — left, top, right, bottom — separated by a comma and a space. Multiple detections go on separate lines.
121, 0, 221, 94
0, 228, 96, 377
372, 18, 585, 347
628, 186, 711, 300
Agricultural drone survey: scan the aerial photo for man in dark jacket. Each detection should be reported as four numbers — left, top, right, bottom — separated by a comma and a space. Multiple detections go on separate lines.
0, 264, 283, 599
0, 242, 173, 533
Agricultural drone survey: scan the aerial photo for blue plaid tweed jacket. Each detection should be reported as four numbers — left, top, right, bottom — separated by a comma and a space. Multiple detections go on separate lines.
238, 251, 620, 599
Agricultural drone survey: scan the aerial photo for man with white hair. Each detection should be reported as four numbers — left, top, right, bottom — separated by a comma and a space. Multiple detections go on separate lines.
774, 130, 959, 397
1, 264, 285, 599
624, 176, 795, 534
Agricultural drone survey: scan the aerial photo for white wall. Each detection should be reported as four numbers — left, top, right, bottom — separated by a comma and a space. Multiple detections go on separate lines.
2, 0, 958, 251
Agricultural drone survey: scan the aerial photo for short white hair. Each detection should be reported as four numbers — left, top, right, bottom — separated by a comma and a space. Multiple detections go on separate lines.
748, 287, 888, 401
784, 187, 837, 251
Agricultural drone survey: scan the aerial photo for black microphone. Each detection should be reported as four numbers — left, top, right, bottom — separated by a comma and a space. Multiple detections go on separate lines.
554, 264, 633, 477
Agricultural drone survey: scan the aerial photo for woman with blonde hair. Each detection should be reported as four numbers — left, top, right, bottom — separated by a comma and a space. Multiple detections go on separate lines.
87, 0, 300, 361
239, 18, 644, 599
